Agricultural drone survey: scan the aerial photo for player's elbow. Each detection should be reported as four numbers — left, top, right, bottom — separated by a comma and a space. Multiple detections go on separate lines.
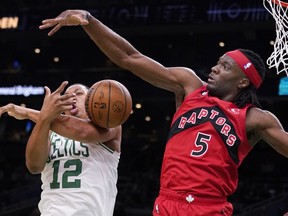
25, 160, 44, 174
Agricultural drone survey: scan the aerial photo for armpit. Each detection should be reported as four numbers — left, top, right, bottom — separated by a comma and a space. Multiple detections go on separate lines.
246, 129, 261, 147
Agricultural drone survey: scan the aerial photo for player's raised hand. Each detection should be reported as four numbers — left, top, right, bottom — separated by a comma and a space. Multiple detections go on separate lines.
39, 10, 90, 36
39, 81, 74, 121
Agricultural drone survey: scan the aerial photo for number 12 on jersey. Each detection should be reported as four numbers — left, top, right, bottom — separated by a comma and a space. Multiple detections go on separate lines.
50, 159, 82, 189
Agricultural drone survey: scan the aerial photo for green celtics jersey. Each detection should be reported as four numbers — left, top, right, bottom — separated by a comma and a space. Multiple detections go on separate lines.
38, 132, 120, 216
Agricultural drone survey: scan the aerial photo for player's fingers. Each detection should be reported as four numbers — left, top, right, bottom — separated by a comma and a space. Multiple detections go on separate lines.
62, 104, 74, 111
39, 23, 55, 30
60, 93, 75, 101
80, 19, 89, 25
42, 18, 58, 24
39, 18, 61, 29
0, 105, 8, 117
47, 23, 63, 36
44, 86, 51, 97
53, 81, 69, 95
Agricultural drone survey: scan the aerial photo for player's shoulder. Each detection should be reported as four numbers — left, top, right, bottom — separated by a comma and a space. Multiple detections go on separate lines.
248, 107, 275, 117
246, 107, 279, 128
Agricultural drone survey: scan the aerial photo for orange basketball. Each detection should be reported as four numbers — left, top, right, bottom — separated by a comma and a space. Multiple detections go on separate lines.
85, 79, 132, 128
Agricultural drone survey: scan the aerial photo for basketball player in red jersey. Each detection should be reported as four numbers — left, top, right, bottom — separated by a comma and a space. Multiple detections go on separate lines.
39, 10, 288, 216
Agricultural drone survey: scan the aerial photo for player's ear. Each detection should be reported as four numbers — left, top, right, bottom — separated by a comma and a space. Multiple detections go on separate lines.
238, 77, 250, 89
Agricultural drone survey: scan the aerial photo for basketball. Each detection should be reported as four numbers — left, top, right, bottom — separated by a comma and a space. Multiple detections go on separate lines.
85, 79, 132, 128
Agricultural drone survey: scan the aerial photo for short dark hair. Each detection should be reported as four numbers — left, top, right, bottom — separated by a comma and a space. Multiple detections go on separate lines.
233, 49, 266, 108
67, 83, 89, 90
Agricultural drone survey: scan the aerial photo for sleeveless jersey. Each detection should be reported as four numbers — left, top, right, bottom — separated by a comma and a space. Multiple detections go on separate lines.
160, 85, 253, 198
38, 132, 120, 216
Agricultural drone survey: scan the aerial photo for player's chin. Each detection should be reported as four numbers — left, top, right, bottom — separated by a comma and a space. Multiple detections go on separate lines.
206, 82, 214, 90
73, 112, 80, 118
75, 111, 86, 119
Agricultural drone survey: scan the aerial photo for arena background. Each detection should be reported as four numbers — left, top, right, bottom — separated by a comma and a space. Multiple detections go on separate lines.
0, 0, 287, 215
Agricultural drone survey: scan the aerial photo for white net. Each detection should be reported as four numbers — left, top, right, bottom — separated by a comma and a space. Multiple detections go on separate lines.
263, 0, 288, 76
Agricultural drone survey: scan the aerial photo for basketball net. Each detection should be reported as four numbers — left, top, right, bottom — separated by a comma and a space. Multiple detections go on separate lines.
263, 0, 288, 76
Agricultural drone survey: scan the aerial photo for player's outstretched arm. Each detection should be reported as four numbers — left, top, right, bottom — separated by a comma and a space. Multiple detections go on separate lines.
249, 108, 288, 158
39, 10, 203, 96
0, 103, 38, 121
0, 81, 72, 122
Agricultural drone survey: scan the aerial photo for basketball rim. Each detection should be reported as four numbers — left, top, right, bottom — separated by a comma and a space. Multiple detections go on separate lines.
272, 0, 288, 7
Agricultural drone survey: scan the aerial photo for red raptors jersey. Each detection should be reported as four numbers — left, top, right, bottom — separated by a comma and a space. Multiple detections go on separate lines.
160, 85, 253, 198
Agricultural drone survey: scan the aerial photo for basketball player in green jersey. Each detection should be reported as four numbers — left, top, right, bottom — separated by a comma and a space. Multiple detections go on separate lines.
0, 81, 121, 216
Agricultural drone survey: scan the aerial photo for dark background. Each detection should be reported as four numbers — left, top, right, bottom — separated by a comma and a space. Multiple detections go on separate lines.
0, 0, 288, 215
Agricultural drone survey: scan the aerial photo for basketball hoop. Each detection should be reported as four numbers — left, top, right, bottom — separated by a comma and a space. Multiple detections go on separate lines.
263, 0, 288, 76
